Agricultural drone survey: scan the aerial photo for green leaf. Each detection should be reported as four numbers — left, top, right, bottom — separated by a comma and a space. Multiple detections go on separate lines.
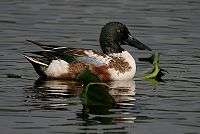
80, 83, 116, 114
143, 52, 160, 79
81, 83, 115, 106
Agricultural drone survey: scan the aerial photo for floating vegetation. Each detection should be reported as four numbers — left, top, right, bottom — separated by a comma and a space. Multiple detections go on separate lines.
143, 52, 160, 79
77, 67, 116, 114
143, 52, 167, 82
80, 83, 116, 114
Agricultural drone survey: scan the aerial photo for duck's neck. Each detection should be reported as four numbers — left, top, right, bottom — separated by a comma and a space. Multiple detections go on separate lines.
100, 43, 124, 54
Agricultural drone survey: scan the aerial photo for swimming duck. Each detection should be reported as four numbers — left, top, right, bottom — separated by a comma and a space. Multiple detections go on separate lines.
24, 22, 151, 81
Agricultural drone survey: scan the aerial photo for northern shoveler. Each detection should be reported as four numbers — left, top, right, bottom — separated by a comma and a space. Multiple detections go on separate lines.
24, 22, 151, 81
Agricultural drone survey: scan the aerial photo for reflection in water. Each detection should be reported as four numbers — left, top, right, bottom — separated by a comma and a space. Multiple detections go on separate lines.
25, 79, 136, 125
108, 80, 136, 104
33, 79, 83, 97
32, 79, 136, 104
25, 79, 83, 110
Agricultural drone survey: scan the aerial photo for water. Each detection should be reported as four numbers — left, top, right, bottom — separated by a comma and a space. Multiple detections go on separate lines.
0, 0, 200, 133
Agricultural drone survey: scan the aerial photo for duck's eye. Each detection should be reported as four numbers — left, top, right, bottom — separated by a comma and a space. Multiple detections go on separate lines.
117, 29, 121, 33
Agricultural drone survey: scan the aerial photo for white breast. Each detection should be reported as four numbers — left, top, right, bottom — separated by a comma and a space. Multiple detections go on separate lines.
108, 51, 136, 80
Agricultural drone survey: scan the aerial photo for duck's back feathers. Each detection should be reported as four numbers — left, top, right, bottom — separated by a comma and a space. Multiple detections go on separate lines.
26, 40, 110, 64
24, 40, 112, 79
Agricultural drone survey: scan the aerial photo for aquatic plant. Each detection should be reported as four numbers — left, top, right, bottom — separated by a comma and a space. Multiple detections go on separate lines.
143, 52, 167, 81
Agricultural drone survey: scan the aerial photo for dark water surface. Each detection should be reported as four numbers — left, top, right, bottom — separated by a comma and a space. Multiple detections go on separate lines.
0, 0, 200, 133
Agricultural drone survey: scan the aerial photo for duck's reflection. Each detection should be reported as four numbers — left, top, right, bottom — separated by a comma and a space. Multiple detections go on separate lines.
25, 79, 136, 124
78, 80, 136, 125
33, 79, 83, 97
108, 80, 136, 103
32, 79, 136, 103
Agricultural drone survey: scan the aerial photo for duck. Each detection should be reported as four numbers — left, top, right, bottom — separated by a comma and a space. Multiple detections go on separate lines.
24, 22, 151, 81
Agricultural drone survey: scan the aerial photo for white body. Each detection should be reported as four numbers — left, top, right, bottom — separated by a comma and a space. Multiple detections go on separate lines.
84, 50, 136, 80
108, 51, 136, 80
44, 50, 136, 80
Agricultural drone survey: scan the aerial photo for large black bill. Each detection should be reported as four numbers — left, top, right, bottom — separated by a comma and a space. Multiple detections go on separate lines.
126, 35, 152, 51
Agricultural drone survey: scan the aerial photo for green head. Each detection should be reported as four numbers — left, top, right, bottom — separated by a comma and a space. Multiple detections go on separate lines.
99, 22, 152, 54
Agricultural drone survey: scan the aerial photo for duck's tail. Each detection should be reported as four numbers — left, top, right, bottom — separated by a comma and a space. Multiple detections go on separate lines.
24, 55, 48, 77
